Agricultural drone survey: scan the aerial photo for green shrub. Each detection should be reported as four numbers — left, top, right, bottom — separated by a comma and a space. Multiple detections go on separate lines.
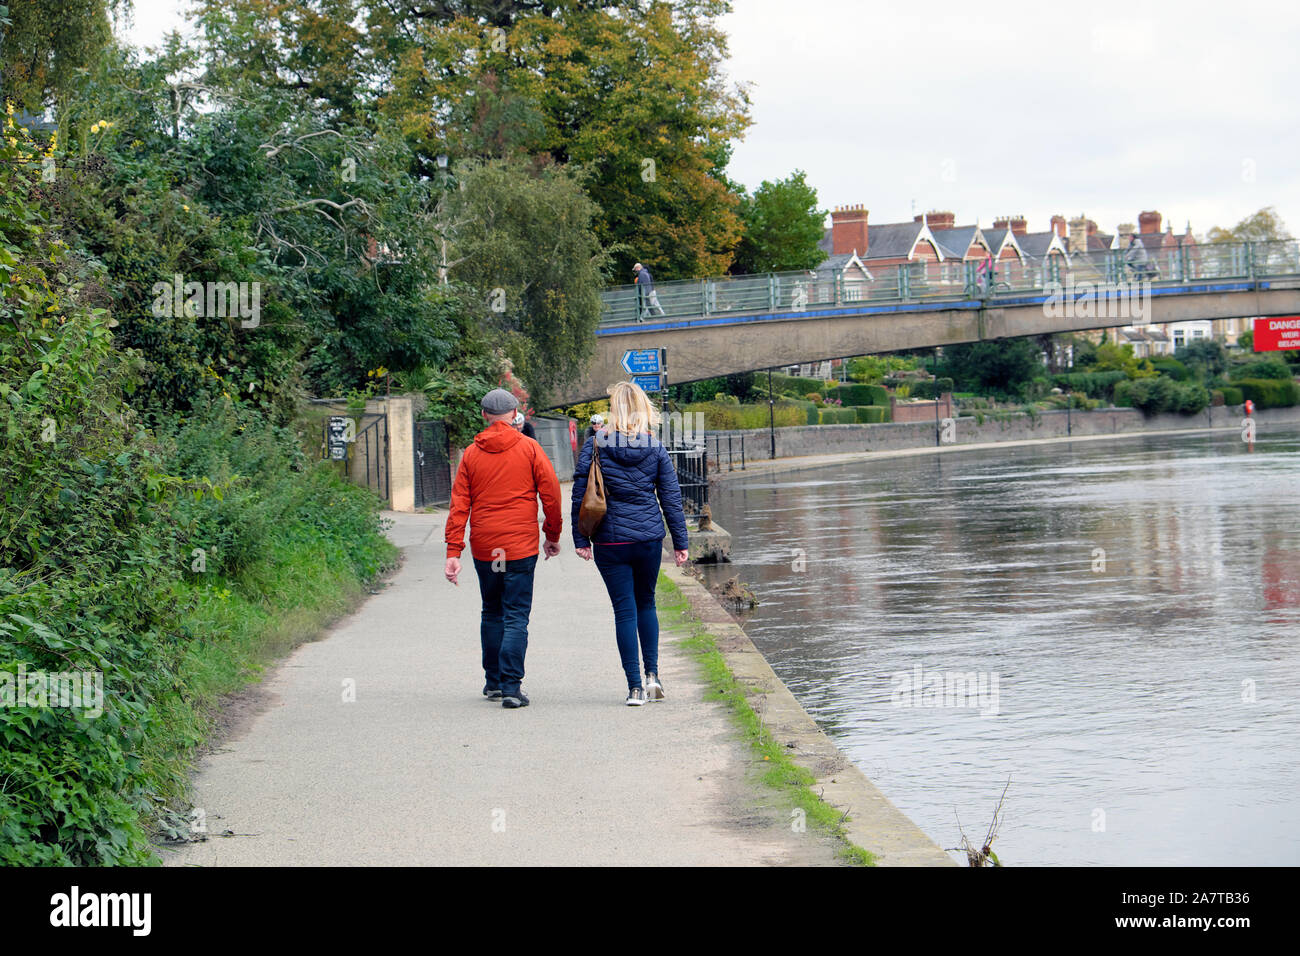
804, 392, 822, 404
1150, 357, 1190, 381
828, 384, 890, 406
854, 405, 888, 423
1172, 382, 1210, 414
910, 378, 955, 400
1051, 370, 1128, 399
1236, 378, 1300, 408
1230, 359, 1293, 381
1113, 377, 1210, 414
770, 373, 826, 397
1220, 386, 1243, 406
818, 407, 857, 424
714, 393, 740, 404
685, 401, 806, 430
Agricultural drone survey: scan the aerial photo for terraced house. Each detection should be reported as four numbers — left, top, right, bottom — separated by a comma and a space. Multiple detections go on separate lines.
815, 205, 1227, 360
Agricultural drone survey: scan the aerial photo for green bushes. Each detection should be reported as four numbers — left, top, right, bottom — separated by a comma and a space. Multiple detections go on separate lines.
1220, 386, 1244, 406
0, 396, 396, 865
827, 383, 890, 406
685, 400, 807, 430
1150, 357, 1191, 381
1231, 359, 1293, 381
854, 405, 888, 423
1235, 378, 1300, 408
1113, 377, 1210, 415
909, 378, 955, 400
0, 154, 395, 863
1050, 370, 1128, 399
818, 407, 858, 424
770, 373, 827, 397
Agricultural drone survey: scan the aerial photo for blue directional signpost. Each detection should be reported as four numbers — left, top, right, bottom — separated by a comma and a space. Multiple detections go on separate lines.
622, 348, 666, 392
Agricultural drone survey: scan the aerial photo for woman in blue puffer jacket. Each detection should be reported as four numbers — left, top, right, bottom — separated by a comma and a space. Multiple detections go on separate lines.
572, 381, 689, 706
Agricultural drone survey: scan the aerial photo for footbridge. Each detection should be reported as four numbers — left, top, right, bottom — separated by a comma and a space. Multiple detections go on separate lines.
553, 240, 1300, 405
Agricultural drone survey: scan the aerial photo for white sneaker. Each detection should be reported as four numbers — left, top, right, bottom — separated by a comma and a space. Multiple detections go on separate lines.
645, 673, 664, 701
626, 687, 647, 706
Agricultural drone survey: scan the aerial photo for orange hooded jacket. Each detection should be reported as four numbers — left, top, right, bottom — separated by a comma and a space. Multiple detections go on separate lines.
444, 421, 563, 562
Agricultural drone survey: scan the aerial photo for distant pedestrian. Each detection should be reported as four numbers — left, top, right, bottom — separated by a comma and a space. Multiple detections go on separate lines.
513, 411, 537, 441
445, 388, 562, 709
582, 413, 605, 445
633, 262, 665, 319
572, 381, 689, 706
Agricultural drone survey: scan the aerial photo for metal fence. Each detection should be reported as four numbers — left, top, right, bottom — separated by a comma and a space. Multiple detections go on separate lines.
413, 419, 452, 508
707, 434, 746, 472
324, 413, 390, 502
599, 239, 1300, 326
667, 445, 708, 514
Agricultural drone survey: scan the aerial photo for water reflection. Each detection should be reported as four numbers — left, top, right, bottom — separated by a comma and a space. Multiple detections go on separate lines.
703, 428, 1300, 865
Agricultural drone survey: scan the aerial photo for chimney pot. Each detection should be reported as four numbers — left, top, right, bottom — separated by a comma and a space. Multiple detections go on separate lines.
830, 204, 869, 256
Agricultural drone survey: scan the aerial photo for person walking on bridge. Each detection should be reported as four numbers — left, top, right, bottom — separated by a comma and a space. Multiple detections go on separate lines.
445, 388, 562, 709
633, 262, 666, 319
572, 381, 689, 705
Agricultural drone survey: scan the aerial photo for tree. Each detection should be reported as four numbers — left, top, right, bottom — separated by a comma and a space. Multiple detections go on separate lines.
1207, 206, 1293, 243
1078, 341, 1157, 379
1174, 339, 1228, 379
0, 0, 111, 111
442, 156, 609, 402
730, 170, 825, 275
939, 338, 1044, 399
198, 0, 753, 279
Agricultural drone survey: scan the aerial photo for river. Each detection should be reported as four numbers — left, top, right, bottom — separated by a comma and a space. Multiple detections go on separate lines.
700, 425, 1300, 865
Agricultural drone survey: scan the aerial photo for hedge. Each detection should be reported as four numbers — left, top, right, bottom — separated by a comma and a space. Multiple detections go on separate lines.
1113, 377, 1210, 415
1050, 370, 1128, 399
1235, 378, 1300, 409
1150, 357, 1190, 381
1220, 386, 1244, 406
818, 407, 858, 424
684, 400, 808, 430
770, 373, 828, 397
854, 405, 888, 423
828, 383, 890, 406
910, 378, 955, 400
1230, 359, 1293, 382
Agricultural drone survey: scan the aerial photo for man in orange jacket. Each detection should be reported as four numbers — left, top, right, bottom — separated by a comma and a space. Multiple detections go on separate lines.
445, 388, 562, 709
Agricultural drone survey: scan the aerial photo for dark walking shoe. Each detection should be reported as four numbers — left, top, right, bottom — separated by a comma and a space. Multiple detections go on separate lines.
626, 687, 646, 706
501, 690, 530, 709
482, 684, 503, 700
645, 672, 664, 701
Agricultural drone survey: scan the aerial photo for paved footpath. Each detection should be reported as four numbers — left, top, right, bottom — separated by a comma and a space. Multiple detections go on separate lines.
164, 510, 844, 866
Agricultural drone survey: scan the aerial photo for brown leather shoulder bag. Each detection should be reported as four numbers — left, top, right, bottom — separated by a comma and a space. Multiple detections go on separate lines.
577, 443, 607, 538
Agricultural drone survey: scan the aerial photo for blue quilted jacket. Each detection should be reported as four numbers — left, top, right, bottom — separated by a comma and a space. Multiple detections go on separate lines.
571, 431, 689, 551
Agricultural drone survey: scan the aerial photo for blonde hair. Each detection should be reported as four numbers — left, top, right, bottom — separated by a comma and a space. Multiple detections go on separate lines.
605, 381, 660, 437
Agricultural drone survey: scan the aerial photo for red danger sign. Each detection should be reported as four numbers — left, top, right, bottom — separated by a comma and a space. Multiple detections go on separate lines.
1254, 317, 1300, 350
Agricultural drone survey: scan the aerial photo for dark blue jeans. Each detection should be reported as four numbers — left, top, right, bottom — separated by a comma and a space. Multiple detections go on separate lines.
473, 554, 538, 696
593, 539, 663, 689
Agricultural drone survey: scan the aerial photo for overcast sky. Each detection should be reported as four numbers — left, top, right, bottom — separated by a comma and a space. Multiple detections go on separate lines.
120, 0, 1300, 238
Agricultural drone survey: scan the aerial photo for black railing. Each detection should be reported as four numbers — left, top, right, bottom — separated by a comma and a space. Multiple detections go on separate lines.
707, 434, 746, 472
667, 445, 708, 514
354, 415, 389, 501
413, 419, 452, 508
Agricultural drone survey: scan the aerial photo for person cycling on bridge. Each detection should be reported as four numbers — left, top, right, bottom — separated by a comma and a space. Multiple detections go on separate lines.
1125, 234, 1157, 281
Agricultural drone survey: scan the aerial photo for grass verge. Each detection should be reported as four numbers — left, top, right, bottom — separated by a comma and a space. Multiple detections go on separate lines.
656, 573, 876, 866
